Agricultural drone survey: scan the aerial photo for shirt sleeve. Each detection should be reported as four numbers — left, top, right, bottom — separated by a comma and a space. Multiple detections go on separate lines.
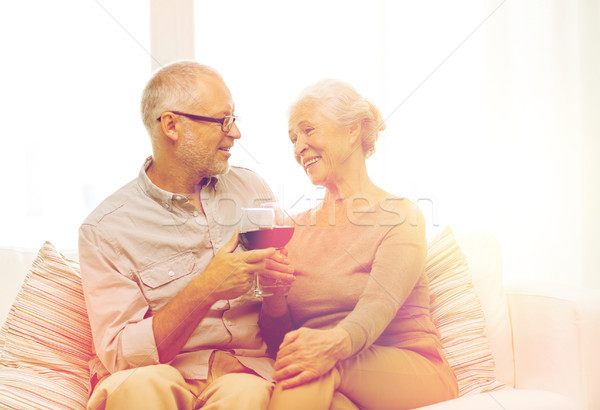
79, 223, 160, 373
337, 206, 427, 356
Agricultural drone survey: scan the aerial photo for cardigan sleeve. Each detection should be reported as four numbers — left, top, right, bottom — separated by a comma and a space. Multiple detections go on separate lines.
337, 206, 427, 355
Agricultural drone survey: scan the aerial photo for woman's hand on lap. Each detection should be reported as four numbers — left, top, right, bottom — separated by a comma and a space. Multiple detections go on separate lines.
272, 327, 352, 389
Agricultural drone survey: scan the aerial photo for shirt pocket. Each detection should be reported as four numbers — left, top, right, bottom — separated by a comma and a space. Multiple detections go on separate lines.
137, 251, 196, 311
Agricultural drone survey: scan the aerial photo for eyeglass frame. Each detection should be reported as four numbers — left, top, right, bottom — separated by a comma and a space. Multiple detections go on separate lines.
156, 111, 238, 133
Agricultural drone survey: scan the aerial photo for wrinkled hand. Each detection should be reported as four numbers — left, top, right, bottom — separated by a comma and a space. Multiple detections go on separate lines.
202, 232, 292, 301
273, 327, 352, 389
260, 246, 294, 294
260, 247, 294, 317
258, 246, 295, 293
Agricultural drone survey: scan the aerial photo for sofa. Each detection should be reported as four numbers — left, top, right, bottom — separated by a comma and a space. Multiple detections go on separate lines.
0, 226, 598, 409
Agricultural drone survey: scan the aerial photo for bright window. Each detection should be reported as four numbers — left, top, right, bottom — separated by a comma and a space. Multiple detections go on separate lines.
193, 0, 487, 233
1, 1, 595, 287
0, 1, 151, 250
193, 0, 591, 286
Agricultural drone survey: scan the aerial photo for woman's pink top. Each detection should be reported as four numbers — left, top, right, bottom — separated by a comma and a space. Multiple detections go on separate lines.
264, 199, 442, 357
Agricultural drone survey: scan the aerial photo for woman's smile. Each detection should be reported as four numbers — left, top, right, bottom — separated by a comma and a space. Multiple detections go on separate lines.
302, 156, 322, 171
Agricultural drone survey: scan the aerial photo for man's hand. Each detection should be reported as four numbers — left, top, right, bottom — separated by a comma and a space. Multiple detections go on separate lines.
272, 327, 352, 389
153, 232, 293, 363
201, 232, 294, 302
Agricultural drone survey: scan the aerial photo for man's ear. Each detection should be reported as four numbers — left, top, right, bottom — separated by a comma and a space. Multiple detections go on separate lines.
158, 113, 179, 142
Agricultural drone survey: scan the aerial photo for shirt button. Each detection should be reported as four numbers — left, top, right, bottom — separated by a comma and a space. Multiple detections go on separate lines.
193, 211, 199, 217
163, 203, 169, 209
168, 270, 175, 277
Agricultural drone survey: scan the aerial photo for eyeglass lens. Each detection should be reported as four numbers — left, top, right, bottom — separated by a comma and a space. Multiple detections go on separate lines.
223, 116, 235, 132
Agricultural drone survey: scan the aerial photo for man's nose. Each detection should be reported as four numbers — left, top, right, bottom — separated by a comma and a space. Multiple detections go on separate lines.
227, 122, 241, 139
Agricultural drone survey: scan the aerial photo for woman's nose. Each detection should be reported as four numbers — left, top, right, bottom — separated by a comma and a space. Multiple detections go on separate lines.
293, 136, 307, 156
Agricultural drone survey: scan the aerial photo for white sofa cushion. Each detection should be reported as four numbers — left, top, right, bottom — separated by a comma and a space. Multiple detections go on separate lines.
507, 282, 600, 409
455, 231, 515, 387
417, 388, 580, 409
0, 247, 39, 325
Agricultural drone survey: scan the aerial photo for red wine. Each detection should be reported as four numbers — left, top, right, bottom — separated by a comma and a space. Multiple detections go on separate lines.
239, 226, 295, 250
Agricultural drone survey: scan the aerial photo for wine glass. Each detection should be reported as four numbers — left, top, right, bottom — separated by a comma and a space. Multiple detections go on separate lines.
238, 206, 295, 298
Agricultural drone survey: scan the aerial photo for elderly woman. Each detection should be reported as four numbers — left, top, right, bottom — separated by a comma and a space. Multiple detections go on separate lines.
259, 79, 458, 410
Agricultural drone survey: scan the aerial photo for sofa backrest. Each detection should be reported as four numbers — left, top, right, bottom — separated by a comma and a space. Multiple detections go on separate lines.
456, 231, 515, 387
0, 246, 78, 324
0, 247, 39, 324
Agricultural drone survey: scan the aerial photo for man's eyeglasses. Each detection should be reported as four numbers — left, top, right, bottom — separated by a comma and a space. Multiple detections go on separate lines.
157, 111, 238, 133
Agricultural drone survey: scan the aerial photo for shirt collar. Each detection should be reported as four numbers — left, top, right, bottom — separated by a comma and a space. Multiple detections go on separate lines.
138, 156, 221, 211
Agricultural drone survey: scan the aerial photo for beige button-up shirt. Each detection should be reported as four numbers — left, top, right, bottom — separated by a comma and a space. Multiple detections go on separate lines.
79, 157, 277, 381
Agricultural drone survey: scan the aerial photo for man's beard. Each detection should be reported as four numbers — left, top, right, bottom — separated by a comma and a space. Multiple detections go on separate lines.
179, 128, 230, 178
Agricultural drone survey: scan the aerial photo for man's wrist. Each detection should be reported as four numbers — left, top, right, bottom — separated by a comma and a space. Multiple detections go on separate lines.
190, 275, 221, 307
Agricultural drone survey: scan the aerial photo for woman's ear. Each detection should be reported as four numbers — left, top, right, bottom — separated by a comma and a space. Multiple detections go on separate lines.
348, 120, 363, 146
158, 113, 179, 142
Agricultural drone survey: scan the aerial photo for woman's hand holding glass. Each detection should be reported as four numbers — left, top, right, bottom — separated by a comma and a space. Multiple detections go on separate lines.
257, 247, 295, 297
238, 206, 295, 298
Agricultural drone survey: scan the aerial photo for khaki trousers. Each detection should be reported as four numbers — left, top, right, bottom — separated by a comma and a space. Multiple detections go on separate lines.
268, 342, 458, 410
87, 351, 273, 410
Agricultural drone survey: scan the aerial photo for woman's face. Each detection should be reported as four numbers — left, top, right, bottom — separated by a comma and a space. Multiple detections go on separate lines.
288, 102, 353, 187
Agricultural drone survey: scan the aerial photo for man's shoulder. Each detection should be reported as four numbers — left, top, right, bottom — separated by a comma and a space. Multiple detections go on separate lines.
81, 178, 139, 227
226, 165, 266, 181
220, 166, 271, 188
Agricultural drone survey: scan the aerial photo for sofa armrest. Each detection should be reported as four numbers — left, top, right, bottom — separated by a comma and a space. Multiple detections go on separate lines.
506, 281, 600, 409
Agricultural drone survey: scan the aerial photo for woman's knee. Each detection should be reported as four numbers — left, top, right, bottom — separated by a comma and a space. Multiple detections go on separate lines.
269, 371, 337, 410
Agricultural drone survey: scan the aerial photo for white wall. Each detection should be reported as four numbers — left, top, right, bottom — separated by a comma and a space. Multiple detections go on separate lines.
579, 0, 600, 288
479, 0, 596, 287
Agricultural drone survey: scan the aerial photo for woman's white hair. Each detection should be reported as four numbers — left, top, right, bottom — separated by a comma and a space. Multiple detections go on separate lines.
289, 79, 386, 158
140, 61, 223, 139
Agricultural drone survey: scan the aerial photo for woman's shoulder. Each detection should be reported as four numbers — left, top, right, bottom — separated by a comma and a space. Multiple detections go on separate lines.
374, 192, 424, 228
285, 191, 424, 229
286, 208, 313, 226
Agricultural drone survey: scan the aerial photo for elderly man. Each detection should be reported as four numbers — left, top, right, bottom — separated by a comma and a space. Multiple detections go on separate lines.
79, 61, 295, 409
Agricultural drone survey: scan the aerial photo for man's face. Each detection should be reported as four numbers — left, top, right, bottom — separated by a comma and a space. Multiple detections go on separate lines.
176, 74, 241, 179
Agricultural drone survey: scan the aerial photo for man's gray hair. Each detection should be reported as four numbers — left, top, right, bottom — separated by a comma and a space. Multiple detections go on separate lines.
140, 61, 223, 139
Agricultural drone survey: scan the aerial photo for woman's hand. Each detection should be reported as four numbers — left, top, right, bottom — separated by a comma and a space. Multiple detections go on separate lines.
258, 248, 295, 286
260, 248, 294, 317
272, 327, 352, 389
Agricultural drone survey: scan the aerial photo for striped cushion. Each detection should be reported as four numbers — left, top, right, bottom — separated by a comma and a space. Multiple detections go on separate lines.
0, 241, 91, 409
426, 226, 508, 396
